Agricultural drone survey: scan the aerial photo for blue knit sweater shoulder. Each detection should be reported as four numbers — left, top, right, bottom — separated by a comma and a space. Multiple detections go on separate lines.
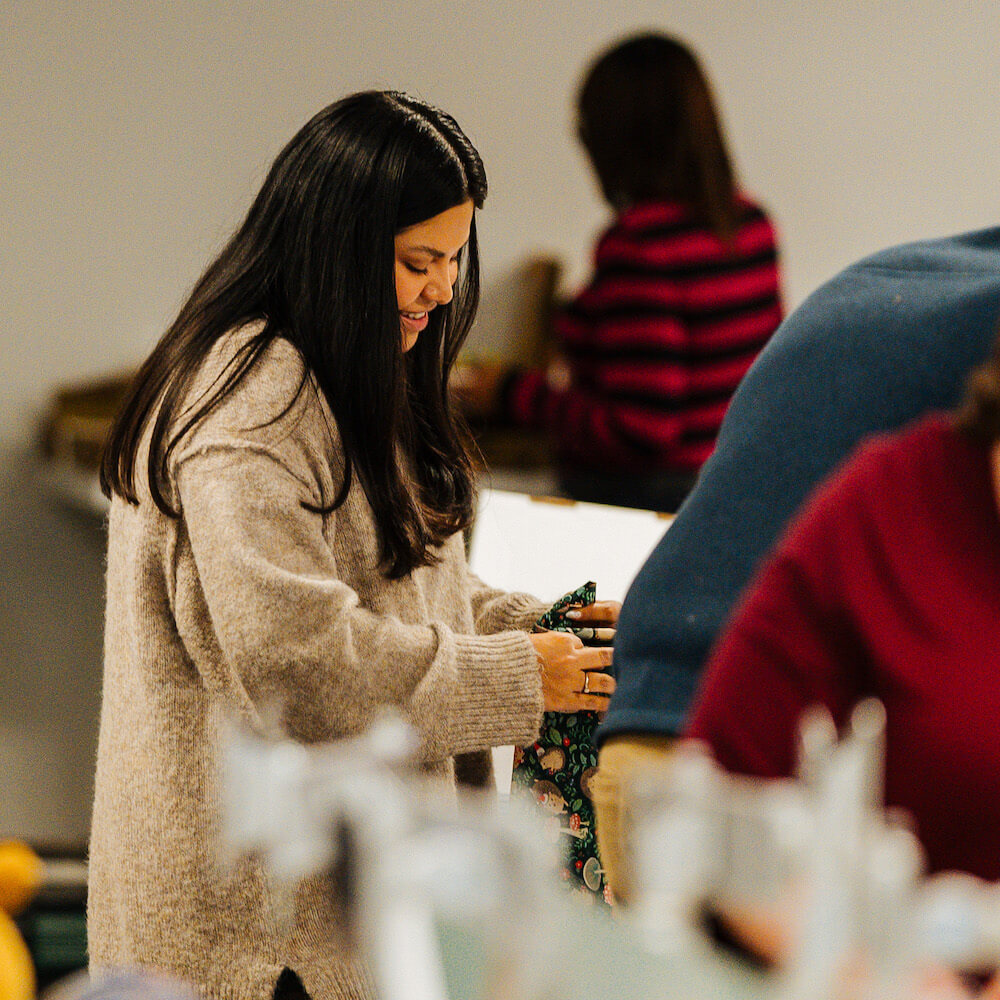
599, 227, 1000, 741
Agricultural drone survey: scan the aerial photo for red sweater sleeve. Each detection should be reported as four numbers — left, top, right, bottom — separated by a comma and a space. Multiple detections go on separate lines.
504, 300, 690, 459
685, 417, 1000, 880
684, 450, 872, 777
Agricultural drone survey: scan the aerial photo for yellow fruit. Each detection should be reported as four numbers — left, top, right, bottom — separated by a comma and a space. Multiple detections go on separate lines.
0, 842, 42, 917
0, 908, 34, 1000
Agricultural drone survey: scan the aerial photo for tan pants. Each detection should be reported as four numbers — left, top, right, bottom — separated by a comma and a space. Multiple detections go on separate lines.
593, 739, 814, 963
591, 733, 678, 906
591, 735, 792, 960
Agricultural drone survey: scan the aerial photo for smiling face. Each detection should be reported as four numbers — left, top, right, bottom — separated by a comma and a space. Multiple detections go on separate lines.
394, 199, 474, 352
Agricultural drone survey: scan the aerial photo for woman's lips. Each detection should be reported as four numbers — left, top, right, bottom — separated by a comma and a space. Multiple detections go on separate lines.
400, 310, 429, 332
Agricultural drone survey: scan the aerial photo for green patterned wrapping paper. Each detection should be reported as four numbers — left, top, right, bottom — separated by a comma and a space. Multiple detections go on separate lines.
510, 581, 613, 907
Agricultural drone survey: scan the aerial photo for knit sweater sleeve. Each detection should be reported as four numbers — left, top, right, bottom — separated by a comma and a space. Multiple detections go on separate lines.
173, 444, 543, 759
465, 571, 549, 634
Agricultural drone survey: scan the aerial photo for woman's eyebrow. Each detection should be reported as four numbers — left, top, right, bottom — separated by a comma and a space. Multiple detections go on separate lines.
405, 244, 446, 258
401, 241, 469, 258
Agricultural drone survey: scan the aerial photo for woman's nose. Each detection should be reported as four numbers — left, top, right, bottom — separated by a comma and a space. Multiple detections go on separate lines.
426, 267, 454, 305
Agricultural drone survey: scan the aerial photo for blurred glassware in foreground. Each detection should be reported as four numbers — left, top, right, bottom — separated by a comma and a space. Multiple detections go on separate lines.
219, 703, 1000, 1000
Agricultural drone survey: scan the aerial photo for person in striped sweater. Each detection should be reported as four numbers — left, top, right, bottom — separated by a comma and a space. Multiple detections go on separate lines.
462, 33, 784, 512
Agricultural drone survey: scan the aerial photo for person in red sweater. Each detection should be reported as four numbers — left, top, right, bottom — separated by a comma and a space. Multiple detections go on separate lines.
685, 334, 1000, 883
460, 33, 783, 512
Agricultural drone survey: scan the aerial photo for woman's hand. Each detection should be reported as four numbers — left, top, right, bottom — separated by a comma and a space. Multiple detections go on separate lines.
564, 599, 620, 644
530, 629, 615, 714
568, 600, 620, 624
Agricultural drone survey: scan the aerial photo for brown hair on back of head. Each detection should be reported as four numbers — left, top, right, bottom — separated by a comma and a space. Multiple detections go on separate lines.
577, 32, 738, 240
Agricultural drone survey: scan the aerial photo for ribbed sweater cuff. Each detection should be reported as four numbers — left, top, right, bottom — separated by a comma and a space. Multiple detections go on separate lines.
449, 631, 543, 753
487, 591, 549, 633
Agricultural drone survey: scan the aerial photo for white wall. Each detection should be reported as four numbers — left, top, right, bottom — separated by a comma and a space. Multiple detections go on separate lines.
5, 1, 1000, 445
3, 1, 1000, 843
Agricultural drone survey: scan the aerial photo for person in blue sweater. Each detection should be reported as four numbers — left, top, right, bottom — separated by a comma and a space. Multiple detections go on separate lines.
591, 227, 1000, 902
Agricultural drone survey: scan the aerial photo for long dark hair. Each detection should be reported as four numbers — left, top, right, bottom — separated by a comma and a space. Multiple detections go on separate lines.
577, 33, 739, 239
101, 90, 487, 578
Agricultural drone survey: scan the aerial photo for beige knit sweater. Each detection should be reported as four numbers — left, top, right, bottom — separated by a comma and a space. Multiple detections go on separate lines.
88, 327, 547, 1000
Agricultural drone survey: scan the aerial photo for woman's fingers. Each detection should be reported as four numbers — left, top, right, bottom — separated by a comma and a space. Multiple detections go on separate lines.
581, 669, 615, 697
566, 603, 620, 644
579, 646, 615, 711
531, 629, 616, 713
569, 625, 615, 645
566, 600, 621, 625
583, 646, 614, 672
578, 686, 615, 714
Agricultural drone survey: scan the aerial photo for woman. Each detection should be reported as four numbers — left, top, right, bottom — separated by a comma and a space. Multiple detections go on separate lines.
686, 329, 1000, 886
89, 91, 616, 1000
460, 33, 783, 512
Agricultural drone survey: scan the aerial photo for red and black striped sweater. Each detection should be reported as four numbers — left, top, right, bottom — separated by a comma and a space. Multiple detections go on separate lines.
505, 196, 784, 475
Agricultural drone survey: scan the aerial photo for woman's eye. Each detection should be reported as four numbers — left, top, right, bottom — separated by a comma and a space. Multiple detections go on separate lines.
404, 263, 428, 275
